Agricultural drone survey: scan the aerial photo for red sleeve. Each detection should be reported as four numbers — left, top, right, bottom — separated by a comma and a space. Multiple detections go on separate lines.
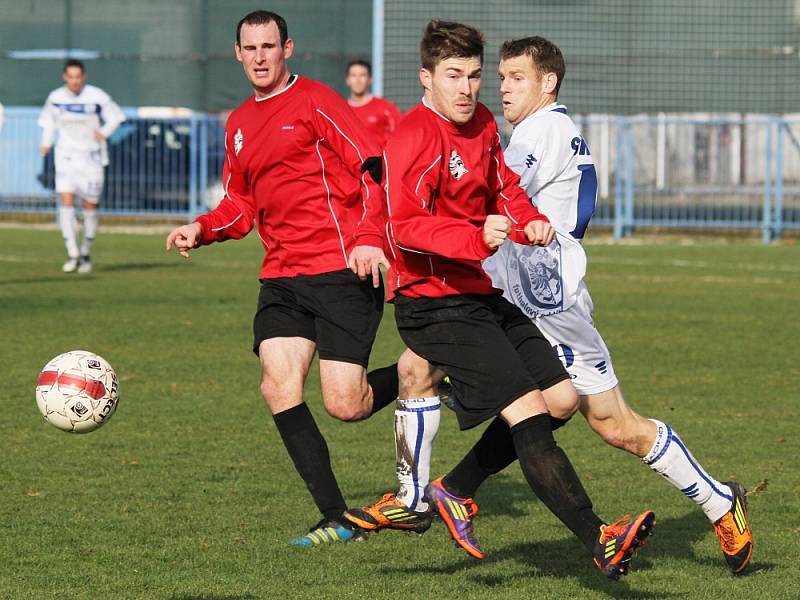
194, 122, 255, 245
386, 124, 493, 261
312, 89, 385, 249
487, 124, 549, 245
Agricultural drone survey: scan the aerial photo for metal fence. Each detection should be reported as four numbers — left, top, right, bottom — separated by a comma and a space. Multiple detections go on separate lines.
498, 113, 799, 242
0, 107, 227, 217
1, 107, 798, 242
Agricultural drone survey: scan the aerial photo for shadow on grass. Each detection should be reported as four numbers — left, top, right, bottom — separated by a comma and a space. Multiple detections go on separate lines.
0, 262, 178, 285
379, 476, 774, 598
380, 536, 684, 599
0, 274, 98, 285
100, 262, 180, 272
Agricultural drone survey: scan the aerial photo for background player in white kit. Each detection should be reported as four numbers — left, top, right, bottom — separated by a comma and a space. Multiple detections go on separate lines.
39, 59, 125, 273
349, 36, 753, 576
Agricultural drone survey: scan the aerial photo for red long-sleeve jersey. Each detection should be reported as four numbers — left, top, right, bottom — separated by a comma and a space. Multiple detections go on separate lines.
349, 96, 402, 148
384, 100, 549, 299
195, 75, 384, 279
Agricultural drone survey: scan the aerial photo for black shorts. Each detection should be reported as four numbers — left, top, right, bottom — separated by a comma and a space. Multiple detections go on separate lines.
253, 269, 384, 367
394, 293, 569, 430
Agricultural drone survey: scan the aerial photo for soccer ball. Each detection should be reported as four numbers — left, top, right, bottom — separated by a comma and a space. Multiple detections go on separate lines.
35, 350, 120, 433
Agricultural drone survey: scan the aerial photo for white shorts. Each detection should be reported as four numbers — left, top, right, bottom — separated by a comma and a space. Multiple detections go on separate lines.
55, 152, 104, 202
534, 282, 618, 395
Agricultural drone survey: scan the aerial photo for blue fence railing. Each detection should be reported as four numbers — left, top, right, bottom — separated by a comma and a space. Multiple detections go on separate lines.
0, 107, 226, 218
2, 107, 798, 242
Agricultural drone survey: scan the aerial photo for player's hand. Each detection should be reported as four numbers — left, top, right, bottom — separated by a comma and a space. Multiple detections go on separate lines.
94, 131, 106, 142
524, 219, 555, 246
39, 145, 50, 157
348, 245, 390, 288
166, 223, 203, 259
483, 215, 511, 249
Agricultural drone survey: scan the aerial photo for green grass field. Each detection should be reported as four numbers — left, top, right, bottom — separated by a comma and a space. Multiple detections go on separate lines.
2, 227, 798, 599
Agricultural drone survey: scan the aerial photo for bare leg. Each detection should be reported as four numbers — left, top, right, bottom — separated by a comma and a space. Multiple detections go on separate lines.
260, 338, 349, 524
582, 385, 734, 522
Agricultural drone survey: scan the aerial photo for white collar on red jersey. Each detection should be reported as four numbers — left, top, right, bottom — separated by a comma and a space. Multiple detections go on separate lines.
254, 74, 299, 102
421, 97, 452, 123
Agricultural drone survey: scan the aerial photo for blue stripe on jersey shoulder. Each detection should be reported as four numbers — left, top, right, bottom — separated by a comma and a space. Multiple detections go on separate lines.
551, 107, 568, 114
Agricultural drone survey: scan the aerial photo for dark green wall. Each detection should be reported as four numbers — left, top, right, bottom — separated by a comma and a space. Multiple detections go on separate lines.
0, 0, 372, 110
3, 1, 798, 114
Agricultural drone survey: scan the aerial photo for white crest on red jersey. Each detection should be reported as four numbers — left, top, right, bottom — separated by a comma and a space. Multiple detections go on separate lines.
234, 128, 243, 155
449, 148, 468, 180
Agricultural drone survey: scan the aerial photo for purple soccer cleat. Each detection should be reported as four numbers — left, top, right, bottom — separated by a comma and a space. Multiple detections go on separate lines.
425, 477, 484, 559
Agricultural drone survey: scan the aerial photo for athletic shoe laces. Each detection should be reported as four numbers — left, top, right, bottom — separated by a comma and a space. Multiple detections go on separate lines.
600, 514, 632, 542
462, 498, 479, 519
373, 493, 399, 509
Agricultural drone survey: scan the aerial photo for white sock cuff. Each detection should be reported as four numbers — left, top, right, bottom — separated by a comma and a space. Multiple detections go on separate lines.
396, 396, 441, 412
642, 419, 672, 464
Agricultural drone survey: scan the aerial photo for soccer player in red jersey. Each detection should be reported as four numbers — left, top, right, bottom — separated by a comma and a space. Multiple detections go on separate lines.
165, 10, 400, 546
348, 20, 655, 579
345, 59, 402, 148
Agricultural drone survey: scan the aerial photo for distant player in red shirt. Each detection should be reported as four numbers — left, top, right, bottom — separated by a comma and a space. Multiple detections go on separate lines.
165, 10, 400, 547
345, 20, 655, 579
345, 59, 401, 148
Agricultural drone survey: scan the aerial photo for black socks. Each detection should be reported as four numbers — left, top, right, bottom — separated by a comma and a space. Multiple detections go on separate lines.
443, 417, 517, 497
273, 403, 347, 523
441, 412, 574, 498
367, 363, 399, 415
511, 414, 603, 551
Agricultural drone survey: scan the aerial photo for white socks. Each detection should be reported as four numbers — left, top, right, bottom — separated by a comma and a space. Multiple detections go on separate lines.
394, 396, 440, 512
59, 205, 79, 258
80, 208, 98, 257
643, 419, 733, 523
59, 206, 98, 258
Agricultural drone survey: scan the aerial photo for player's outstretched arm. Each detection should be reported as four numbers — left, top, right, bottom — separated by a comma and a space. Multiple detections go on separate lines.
166, 223, 203, 259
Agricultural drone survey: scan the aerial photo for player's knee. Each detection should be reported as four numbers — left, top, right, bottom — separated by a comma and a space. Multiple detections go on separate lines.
259, 374, 298, 413
259, 378, 280, 408
397, 351, 435, 396
542, 380, 580, 420
322, 385, 371, 422
325, 398, 370, 422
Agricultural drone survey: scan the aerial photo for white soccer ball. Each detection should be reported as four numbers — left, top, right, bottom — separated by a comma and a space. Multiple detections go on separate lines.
35, 350, 120, 433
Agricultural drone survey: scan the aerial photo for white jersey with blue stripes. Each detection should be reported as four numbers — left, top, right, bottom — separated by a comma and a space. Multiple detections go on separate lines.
484, 103, 597, 316
38, 84, 125, 164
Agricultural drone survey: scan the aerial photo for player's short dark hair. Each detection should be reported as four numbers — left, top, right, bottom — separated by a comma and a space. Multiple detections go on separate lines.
63, 59, 85, 74
236, 10, 288, 47
500, 36, 565, 96
420, 20, 484, 72
346, 59, 372, 77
